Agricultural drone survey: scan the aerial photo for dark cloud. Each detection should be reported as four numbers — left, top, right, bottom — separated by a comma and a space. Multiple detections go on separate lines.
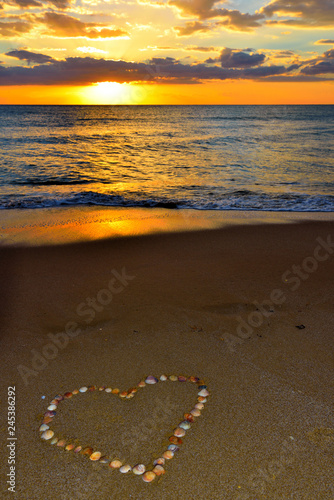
40, 12, 129, 39
8, 0, 42, 7
3, 0, 71, 9
218, 48, 266, 68
0, 54, 310, 86
315, 39, 334, 45
214, 10, 264, 31
0, 21, 32, 38
300, 48, 334, 74
261, 0, 334, 28
185, 46, 217, 52
5, 49, 55, 63
173, 21, 211, 36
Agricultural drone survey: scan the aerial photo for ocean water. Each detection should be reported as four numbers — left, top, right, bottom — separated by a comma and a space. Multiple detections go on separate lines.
0, 104, 333, 211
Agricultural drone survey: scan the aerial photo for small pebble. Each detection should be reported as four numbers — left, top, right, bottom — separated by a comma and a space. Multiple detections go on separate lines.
142, 471, 156, 482
120, 464, 132, 473
41, 430, 54, 440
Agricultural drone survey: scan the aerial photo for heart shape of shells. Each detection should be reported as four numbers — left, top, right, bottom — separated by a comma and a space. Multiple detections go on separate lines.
39, 374, 209, 482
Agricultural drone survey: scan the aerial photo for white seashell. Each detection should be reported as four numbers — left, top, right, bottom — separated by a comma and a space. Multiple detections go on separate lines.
169, 375, 178, 381
39, 424, 49, 432
133, 464, 146, 475
41, 430, 54, 440
47, 404, 57, 411
160, 374, 168, 381
174, 427, 186, 437
79, 387, 88, 393
179, 421, 191, 430
145, 375, 158, 384
190, 408, 201, 417
198, 389, 209, 397
119, 464, 132, 473
105, 388, 112, 393
109, 460, 122, 468
195, 403, 204, 410
168, 444, 179, 452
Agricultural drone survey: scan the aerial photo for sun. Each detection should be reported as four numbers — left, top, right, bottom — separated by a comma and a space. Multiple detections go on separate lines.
82, 81, 147, 104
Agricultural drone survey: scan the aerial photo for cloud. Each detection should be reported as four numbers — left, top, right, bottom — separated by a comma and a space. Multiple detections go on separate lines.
0, 20, 32, 38
0, 54, 316, 86
260, 0, 334, 28
315, 39, 334, 45
40, 12, 129, 39
174, 21, 211, 36
185, 45, 218, 52
5, 48, 55, 63
218, 48, 266, 68
3, 0, 71, 8
214, 10, 264, 31
301, 48, 334, 74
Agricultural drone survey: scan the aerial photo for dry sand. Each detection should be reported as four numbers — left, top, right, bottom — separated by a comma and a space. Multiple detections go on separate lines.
0, 208, 333, 499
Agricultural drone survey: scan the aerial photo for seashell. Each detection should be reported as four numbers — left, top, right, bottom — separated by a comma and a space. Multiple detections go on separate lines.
54, 395, 64, 401
88, 386, 96, 392
168, 444, 179, 452
43, 417, 53, 424
169, 375, 178, 381
198, 389, 209, 397
142, 471, 156, 482
145, 375, 158, 384
184, 413, 195, 422
190, 409, 201, 417
160, 375, 168, 381
47, 404, 57, 411
178, 376, 187, 382
41, 430, 54, 440
189, 376, 199, 383
109, 460, 122, 469
195, 403, 204, 410
179, 421, 191, 430
126, 393, 135, 399
174, 428, 186, 437
133, 464, 146, 475
72, 389, 79, 395
79, 387, 88, 393
162, 450, 174, 459
39, 424, 49, 432
44, 411, 56, 417
105, 388, 112, 393
153, 457, 165, 466
197, 379, 205, 386
169, 436, 183, 445
65, 444, 75, 451
90, 452, 102, 461
57, 439, 66, 447
119, 464, 132, 473
99, 456, 110, 464
138, 381, 146, 388
64, 392, 73, 399
50, 438, 58, 445
119, 391, 128, 398
74, 446, 82, 453
50, 399, 59, 405
82, 447, 93, 456
98, 386, 105, 391
153, 465, 165, 476
198, 396, 207, 403
112, 388, 120, 394
128, 387, 138, 393
198, 385, 207, 390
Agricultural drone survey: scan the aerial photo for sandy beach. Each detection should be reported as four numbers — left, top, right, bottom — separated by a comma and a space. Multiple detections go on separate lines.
0, 208, 334, 499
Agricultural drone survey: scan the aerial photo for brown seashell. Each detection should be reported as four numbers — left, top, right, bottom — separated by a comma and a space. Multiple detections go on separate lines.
178, 376, 187, 382
54, 395, 64, 401
162, 450, 174, 459
138, 381, 146, 388
126, 393, 135, 399
189, 376, 199, 383
72, 389, 79, 395
174, 427, 186, 437
142, 471, 156, 483
98, 386, 106, 391
112, 388, 120, 394
169, 436, 183, 445
109, 459, 122, 468
88, 386, 96, 392
82, 447, 93, 456
153, 458, 165, 466
197, 396, 206, 402
197, 379, 205, 386
184, 413, 195, 422
152, 465, 165, 476
99, 456, 110, 464
119, 391, 128, 398
64, 392, 73, 399
90, 452, 101, 461
50, 399, 59, 405
129, 387, 138, 393
43, 417, 53, 424
44, 411, 56, 417
74, 446, 82, 453
65, 444, 75, 451
190, 409, 201, 417
57, 439, 66, 447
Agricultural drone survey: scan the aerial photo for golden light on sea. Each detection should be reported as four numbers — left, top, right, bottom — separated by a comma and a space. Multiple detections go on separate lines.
82, 81, 148, 104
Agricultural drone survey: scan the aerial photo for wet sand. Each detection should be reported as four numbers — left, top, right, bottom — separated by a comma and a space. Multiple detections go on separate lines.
0, 209, 333, 499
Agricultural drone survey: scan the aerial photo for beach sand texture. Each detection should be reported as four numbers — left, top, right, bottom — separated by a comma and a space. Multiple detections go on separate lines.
0, 211, 333, 499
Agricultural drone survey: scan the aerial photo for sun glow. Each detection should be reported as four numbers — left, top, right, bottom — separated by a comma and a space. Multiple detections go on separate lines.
83, 81, 147, 104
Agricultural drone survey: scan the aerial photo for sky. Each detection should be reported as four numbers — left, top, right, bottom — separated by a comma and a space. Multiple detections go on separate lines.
0, 0, 334, 103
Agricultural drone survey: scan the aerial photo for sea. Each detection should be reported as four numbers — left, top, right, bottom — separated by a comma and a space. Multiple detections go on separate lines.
0, 105, 333, 212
